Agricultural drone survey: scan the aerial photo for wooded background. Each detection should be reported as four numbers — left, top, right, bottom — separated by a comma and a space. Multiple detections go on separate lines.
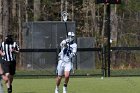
0, 0, 140, 69
0, 0, 139, 46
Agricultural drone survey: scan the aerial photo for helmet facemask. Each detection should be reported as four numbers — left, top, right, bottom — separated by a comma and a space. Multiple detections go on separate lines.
67, 32, 75, 43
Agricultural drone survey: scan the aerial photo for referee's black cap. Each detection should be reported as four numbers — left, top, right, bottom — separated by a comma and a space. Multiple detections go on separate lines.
6, 35, 13, 38
5, 34, 14, 44
5, 34, 13, 41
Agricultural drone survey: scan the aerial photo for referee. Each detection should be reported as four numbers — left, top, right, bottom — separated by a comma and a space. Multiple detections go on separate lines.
0, 35, 19, 93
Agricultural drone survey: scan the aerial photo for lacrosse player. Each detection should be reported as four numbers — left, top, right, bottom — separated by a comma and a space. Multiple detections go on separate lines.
55, 32, 77, 93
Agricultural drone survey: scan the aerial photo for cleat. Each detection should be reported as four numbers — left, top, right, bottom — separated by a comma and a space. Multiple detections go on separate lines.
8, 88, 12, 93
10, 85, 12, 92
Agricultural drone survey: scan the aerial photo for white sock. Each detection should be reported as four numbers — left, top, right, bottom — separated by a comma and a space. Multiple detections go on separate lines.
63, 86, 66, 90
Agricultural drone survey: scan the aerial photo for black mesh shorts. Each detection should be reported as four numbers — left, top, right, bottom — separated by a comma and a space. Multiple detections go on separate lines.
1, 60, 16, 75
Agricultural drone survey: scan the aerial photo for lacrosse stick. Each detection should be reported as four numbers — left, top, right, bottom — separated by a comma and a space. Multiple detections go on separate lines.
61, 11, 68, 36
61, 11, 75, 74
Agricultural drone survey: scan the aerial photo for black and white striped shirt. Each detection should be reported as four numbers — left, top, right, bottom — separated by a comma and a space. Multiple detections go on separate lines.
0, 42, 19, 61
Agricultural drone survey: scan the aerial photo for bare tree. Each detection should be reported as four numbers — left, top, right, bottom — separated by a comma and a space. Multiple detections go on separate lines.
34, 0, 41, 21
12, 0, 16, 17
71, 0, 74, 21
0, 0, 2, 40
25, 0, 28, 22
89, 0, 96, 37
2, 0, 10, 37
110, 7, 119, 45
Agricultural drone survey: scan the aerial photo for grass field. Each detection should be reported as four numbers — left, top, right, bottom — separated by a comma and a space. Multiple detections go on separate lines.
2, 77, 140, 93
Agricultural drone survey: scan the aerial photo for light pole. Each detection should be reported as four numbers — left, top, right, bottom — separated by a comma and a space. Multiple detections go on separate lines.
95, 0, 121, 77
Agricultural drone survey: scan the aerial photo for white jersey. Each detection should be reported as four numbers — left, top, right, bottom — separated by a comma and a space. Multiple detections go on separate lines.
58, 39, 77, 63
57, 39, 77, 75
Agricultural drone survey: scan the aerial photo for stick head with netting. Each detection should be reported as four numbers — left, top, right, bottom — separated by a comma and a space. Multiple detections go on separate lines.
61, 11, 68, 22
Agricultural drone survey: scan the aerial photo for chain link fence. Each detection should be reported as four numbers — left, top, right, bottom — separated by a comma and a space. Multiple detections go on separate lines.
17, 21, 101, 76
17, 21, 140, 77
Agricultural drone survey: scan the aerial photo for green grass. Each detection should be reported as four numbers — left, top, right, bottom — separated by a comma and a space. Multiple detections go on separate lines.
2, 77, 140, 93
15, 68, 140, 76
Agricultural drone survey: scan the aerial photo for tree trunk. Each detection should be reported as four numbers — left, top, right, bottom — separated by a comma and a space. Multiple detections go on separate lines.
89, 0, 95, 36
102, 5, 106, 44
0, 0, 2, 40
72, 0, 74, 21
61, 0, 64, 21
25, 0, 28, 22
110, 7, 118, 44
83, 0, 89, 36
11, 0, 17, 37
18, 0, 22, 68
12, 0, 16, 17
34, 0, 40, 21
2, 0, 10, 38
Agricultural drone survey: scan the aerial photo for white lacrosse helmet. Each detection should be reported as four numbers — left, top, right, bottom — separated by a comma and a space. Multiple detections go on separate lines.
67, 32, 75, 42
68, 32, 75, 37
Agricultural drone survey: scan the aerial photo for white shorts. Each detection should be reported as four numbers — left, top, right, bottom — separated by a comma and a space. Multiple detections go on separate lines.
57, 60, 73, 76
